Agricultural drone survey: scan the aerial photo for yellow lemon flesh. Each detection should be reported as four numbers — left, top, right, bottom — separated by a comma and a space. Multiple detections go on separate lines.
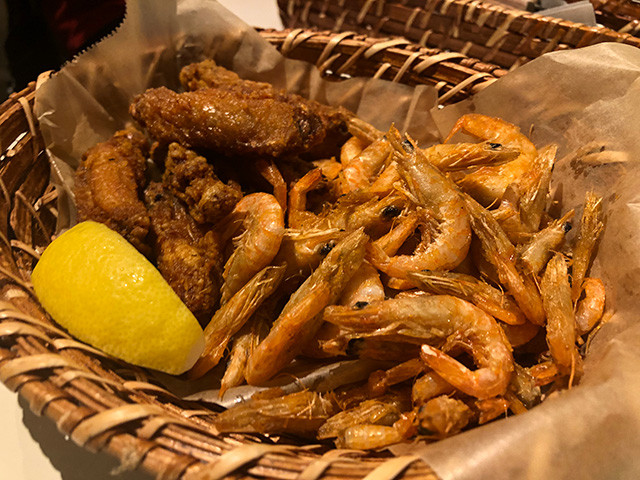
31, 221, 204, 375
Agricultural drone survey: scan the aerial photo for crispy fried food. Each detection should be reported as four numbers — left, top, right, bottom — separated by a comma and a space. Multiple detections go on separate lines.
75, 128, 150, 252
180, 59, 270, 91
144, 182, 223, 324
163, 143, 242, 224
179, 60, 351, 158
130, 82, 349, 158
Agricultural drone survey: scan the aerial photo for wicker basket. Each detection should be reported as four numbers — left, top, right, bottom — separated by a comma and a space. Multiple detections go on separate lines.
589, 0, 640, 34
0, 27, 528, 480
277, 0, 640, 69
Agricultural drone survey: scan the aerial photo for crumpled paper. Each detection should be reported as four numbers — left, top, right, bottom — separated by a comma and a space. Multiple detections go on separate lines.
32, 0, 640, 479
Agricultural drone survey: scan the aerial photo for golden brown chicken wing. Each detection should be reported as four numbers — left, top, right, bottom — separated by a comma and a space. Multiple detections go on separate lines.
130, 74, 350, 158
74, 128, 150, 252
179, 59, 263, 91
144, 182, 223, 324
163, 143, 242, 225
178, 60, 351, 158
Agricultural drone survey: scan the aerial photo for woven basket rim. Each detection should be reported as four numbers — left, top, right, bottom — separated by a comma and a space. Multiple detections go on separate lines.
277, 0, 640, 70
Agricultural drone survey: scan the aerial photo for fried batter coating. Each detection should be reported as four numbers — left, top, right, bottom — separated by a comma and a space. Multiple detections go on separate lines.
179, 60, 264, 91
74, 128, 150, 252
163, 143, 243, 224
178, 60, 351, 158
130, 81, 349, 158
144, 182, 223, 324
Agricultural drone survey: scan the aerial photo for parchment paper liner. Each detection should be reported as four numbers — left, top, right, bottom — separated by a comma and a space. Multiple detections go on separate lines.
32, 1, 640, 479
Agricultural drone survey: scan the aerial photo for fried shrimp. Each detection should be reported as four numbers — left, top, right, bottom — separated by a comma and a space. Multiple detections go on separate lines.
324, 296, 514, 399
572, 192, 604, 302
214, 390, 335, 435
424, 141, 520, 171
189, 264, 285, 379
540, 253, 580, 375
339, 136, 392, 193
220, 193, 285, 304
518, 210, 574, 275
417, 395, 472, 438
256, 158, 287, 211
289, 167, 409, 235
245, 229, 368, 385
367, 127, 471, 278
408, 271, 526, 325
339, 262, 385, 308
446, 114, 538, 205
318, 396, 403, 440
463, 193, 546, 325
575, 277, 605, 335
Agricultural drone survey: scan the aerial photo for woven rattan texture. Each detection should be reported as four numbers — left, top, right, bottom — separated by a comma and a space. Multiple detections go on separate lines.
278, 0, 640, 69
0, 31, 451, 480
262, 29, 504, 104
589, 0, 640, 34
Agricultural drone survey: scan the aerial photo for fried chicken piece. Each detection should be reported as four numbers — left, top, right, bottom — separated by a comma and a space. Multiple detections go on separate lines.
178, 60, 351, 158
144, 182, 223, 324
179, 60, 263, 91
75, 128, 150, 252
129, 83, 349, 158
163, 143, 243, 224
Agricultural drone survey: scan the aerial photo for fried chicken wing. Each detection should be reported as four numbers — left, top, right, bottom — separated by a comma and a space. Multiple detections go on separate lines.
129, 81, 349, 158
178, 60, 351, 158
74, 128, 150, 252
179, 60, 264, 91
163, 143, 243, 225
144, 182, 223, 324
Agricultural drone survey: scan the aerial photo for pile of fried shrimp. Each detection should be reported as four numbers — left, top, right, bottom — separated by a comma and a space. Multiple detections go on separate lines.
74, 60, 605, 450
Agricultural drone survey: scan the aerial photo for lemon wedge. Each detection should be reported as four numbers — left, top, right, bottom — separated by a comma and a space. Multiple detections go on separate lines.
31, 221, 204, 374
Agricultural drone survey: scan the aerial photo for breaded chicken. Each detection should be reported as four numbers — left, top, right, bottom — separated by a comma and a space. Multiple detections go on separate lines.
144, 182, 223, 324
177, 60, 351, 159
74, 128, 150, 252
179, 60, 264, 91
129, 79, 350, 158
163, 143, 243, 224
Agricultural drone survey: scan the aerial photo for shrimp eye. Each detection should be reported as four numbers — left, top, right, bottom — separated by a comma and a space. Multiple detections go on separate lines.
154, 193, 163, 201
489, 142, 502, 149
318, 241, 336, 256
563, 222, 572, 233
354, 301, 369, 309
382, 205, 402, 219
401, 139, 414, 153
346, 339, 364, 355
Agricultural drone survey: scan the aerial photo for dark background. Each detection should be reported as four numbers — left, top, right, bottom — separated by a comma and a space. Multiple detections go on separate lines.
1, 0, 125, 101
